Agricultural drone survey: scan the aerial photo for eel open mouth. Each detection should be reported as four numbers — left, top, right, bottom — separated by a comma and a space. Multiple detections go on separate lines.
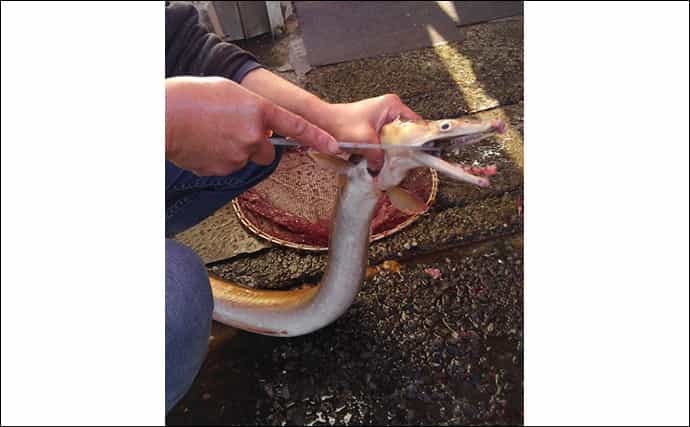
413, 119, 505, 188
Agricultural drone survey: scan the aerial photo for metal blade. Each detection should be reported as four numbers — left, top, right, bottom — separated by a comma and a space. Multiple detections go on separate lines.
268, 137, 440, 152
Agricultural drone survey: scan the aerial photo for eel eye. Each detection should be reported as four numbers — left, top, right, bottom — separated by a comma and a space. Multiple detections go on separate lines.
440, 122, 451, 131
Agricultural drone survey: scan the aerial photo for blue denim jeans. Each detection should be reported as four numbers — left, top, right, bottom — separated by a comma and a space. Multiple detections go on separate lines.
165, 149, 283, 413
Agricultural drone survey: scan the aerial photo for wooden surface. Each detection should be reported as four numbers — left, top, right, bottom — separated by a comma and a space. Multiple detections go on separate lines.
237, 1, 271, 39
211, 1, 244, 40
211, 1, 271, 40
174, 202, 270, 264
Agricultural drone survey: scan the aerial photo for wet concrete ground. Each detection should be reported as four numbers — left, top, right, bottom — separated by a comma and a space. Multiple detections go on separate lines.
168, 15, 523, 426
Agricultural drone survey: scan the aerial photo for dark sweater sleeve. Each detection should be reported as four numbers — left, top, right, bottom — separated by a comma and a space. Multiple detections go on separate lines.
165, 2, 264, 82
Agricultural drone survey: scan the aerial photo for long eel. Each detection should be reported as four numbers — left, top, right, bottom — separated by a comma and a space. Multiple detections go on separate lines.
208, 116, 505, 337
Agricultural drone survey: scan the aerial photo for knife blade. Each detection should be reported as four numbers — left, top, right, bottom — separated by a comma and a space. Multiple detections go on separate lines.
268, 137, 440, 152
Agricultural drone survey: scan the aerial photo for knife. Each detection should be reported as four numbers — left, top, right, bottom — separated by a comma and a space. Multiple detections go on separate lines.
268, 137, 440, 152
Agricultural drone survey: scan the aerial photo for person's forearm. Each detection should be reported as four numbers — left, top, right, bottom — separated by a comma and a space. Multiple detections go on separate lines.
239, 68, 335, 131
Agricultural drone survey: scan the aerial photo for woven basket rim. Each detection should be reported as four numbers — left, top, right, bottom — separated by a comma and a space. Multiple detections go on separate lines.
232, 168, 439, 252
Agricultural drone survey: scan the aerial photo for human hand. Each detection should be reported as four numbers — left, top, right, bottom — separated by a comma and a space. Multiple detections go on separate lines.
165, 76, 340, 176
323, 94, 422, 171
